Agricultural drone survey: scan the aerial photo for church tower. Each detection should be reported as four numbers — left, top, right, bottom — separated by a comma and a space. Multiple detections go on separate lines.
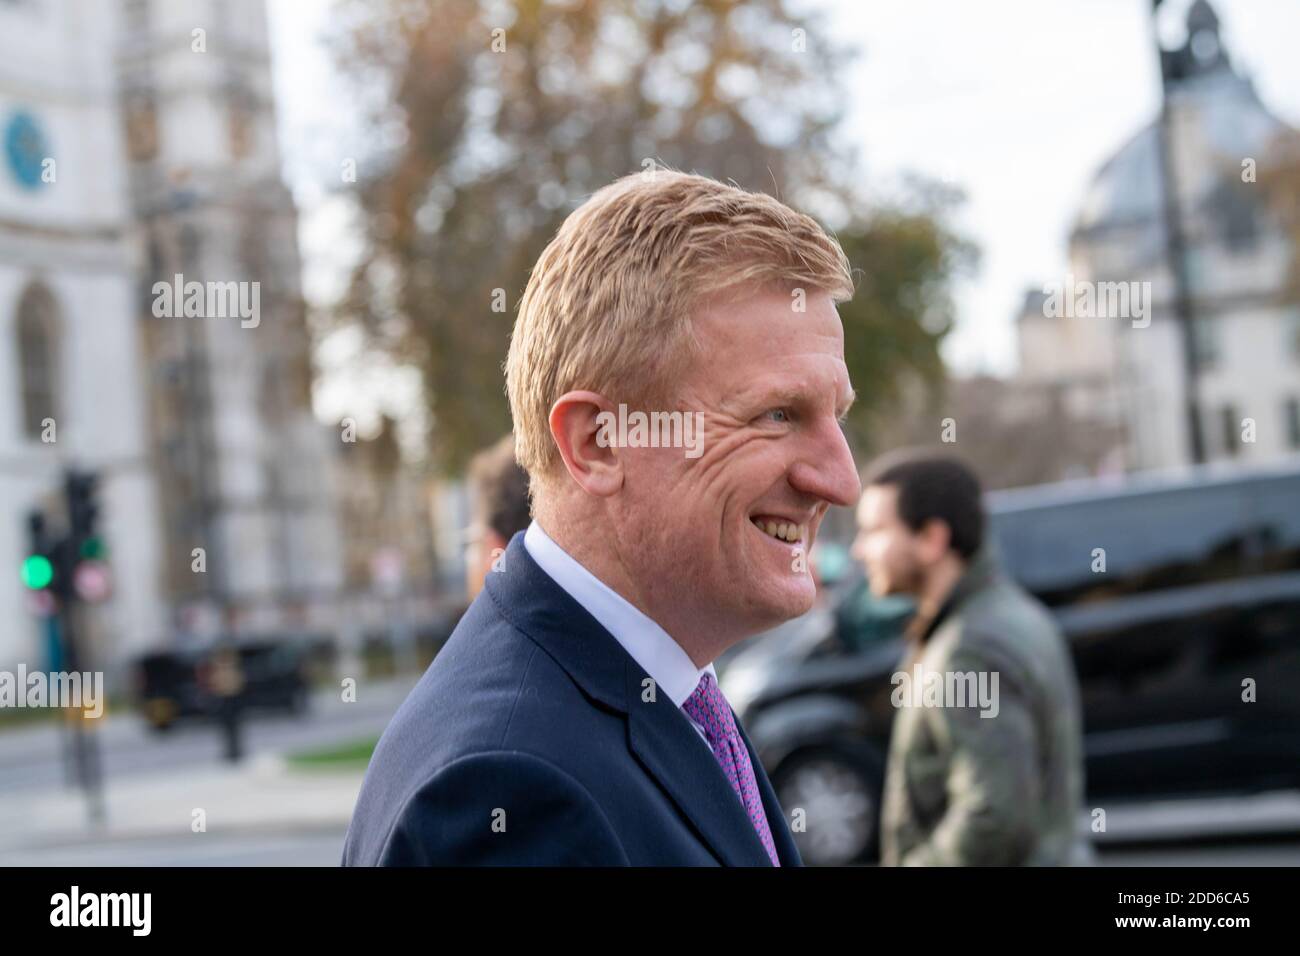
114, 0, 343, 636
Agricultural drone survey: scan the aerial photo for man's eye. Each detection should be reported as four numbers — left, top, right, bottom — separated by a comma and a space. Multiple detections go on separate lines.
765, 408, 790, 423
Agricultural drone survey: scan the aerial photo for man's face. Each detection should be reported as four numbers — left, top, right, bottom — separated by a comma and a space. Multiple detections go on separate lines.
851, 484, 924, 597
611, 284, 860, 637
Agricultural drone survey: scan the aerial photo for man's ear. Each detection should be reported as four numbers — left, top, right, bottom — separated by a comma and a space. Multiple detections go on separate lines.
917, 518, 953, 565
548, 390, 624, 497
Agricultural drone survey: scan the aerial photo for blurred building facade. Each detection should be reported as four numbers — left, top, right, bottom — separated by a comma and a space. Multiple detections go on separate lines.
0, 0, 346, 671
333, 415, 442, 649
1018, 0, 1300, 473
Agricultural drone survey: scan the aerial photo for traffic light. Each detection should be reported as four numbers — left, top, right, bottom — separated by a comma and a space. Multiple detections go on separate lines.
22, 510, 53, 590
21, 473, 111, 606
20, 553, 54, 590
21, 510, 61, 617
66, 470, 100, 553
64, 469, 111, 603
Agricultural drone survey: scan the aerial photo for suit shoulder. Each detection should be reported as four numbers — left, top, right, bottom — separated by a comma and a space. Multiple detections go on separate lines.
365, 749, 630, 866
384, 606, 541, 754
344, 596, 628, 865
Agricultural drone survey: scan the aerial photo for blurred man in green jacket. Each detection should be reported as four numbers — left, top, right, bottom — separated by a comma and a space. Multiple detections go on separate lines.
852, 450, 1089, 866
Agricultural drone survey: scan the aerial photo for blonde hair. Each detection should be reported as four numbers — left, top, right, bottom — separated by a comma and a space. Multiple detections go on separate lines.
505, 168, 853, 484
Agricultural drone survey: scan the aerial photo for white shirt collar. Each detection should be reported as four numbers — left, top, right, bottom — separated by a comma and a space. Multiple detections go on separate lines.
523, 520, 715, 708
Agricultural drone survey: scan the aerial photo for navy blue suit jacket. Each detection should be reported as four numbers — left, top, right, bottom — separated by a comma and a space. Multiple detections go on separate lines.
342, 532, 802, 866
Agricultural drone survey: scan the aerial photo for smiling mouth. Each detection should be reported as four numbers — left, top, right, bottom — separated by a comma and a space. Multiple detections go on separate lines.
750, 515, 807, 545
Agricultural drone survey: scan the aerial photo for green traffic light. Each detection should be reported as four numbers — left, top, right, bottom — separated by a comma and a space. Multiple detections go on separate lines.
79, 536, 104, 560
21, 554, 54, 590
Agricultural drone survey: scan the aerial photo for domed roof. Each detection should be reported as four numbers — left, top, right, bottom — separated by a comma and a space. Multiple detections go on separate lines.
1073, 1, 1290, 238
1075, 124, 1163, 235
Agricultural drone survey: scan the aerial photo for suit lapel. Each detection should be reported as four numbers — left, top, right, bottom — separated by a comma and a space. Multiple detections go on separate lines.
487, 533, 785, 867
624, 659, 777, 867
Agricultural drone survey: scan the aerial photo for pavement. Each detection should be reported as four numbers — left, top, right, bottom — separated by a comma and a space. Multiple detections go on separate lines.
2, 670, 1299, 865
4, 743, 1300, 865
0, 677, 407, 866
0, 676, 417, 797
0, 751, 364, 865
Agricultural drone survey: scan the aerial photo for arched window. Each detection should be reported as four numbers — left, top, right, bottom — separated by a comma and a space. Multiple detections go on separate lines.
15, 281, 60, 440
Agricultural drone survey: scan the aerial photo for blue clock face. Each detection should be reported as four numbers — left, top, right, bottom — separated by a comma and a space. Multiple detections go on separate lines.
4, 110, 51, 191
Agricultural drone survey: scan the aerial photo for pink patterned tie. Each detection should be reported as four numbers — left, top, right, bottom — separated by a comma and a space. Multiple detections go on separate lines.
681, 672, 781, 866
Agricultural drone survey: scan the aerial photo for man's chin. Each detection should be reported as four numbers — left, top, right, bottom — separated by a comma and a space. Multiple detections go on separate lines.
746, 578, 817, 627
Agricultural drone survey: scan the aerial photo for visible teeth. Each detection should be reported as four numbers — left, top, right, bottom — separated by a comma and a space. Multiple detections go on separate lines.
753, 518, 804, 543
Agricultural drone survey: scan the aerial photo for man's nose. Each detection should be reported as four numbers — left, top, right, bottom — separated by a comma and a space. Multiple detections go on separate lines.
788, 417, 862, 508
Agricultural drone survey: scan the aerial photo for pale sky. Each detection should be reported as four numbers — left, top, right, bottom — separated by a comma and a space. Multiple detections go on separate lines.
266, 0, 1300, 429
825, 0, 1300, 375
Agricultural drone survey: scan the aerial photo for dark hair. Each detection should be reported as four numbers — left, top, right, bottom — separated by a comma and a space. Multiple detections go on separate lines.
863, 449, 985, 560
469, 434, 532, 541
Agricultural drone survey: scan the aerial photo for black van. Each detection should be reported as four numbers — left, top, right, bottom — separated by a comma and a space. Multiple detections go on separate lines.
719, 461, 1300, 865
136, 636, 322, 731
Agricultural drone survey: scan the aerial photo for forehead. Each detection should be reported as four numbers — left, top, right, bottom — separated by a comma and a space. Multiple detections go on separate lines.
694, 283, 843, 347
687, 285, 848, 395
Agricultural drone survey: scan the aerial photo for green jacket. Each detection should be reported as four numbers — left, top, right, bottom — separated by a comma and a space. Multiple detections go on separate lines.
880, 546, 1089, 866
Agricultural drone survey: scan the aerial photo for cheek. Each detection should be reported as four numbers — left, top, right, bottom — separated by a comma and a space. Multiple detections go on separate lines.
887, 538, 913, 569
698, 431, 785, 491
625, 444, 764, 556
878, 539, 915, 581
622, 457, 710, 542
623, 450, 681, 510
864, 535, 891, 567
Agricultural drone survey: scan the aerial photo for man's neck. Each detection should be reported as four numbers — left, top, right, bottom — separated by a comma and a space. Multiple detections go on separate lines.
532, 513, 723, 669
916, 554, 967, 624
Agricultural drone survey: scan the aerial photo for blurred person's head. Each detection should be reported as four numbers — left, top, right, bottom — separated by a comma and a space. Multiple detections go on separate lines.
852, 449, 984, 606
505, 168, 859, 665
465, 433, 531, 599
